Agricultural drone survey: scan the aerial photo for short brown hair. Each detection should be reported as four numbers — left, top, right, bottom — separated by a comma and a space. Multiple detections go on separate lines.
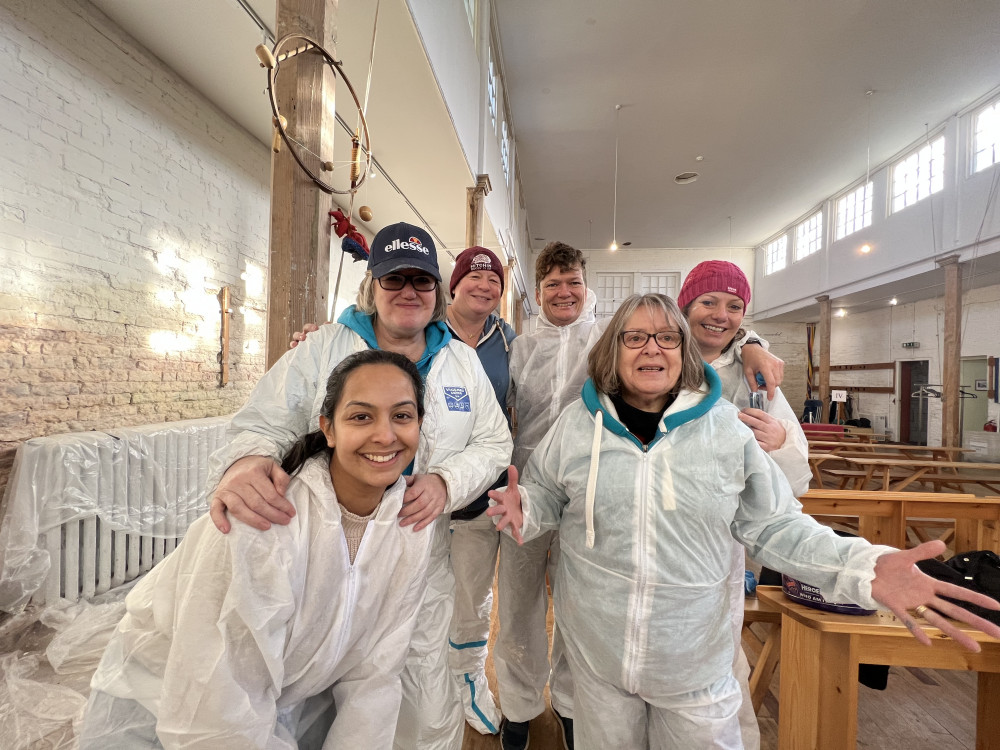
356, 270, 449, 322
535, 241, 586, 289
587, 294, 706, 397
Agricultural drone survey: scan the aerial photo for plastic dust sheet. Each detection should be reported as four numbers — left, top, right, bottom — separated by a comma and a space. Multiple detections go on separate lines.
0, 416, 229, 614
0, 593, 129, 750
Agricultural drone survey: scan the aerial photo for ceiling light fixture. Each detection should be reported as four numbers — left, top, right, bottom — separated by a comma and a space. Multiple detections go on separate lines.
836, 308, 847, 318
889, 297, 898, 305
610, 104, 621, 252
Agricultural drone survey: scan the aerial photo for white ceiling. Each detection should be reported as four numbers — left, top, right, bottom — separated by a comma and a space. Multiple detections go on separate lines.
87, 0, 1000, 320
89, 0, 494, 261
494, 0, 1000, 251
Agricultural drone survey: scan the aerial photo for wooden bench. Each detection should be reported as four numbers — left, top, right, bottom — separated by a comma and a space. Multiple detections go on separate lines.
912, 471, 1000, 494
803, 423, 846, 440
799, 488, 1000, 554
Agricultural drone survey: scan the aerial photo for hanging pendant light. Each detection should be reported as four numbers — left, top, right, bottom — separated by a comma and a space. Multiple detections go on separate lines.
610, 104, 621, 252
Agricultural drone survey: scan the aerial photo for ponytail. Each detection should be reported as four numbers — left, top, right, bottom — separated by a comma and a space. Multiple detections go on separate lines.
281, 430, 332, 477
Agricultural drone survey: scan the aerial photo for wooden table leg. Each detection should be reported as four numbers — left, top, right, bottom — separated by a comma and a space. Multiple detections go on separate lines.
777, 616, 858, 750
977, 671, 1000, 750
749, 623, 781, 712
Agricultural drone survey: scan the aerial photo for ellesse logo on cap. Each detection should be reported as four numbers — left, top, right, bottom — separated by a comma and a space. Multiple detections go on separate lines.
384, 237, 430, 255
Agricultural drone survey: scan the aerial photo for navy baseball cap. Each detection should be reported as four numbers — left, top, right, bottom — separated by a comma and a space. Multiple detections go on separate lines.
368, 222, 441, 281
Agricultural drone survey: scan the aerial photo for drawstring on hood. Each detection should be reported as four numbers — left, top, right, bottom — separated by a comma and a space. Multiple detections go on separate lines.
584, 409, 603, 549
579, 363, 722, 548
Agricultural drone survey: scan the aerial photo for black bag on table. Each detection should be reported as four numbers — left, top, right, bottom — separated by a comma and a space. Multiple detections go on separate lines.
916, 550, 1000, 626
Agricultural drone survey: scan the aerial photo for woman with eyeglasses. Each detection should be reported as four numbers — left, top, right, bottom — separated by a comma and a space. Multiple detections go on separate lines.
206, 222, 512, 750
488, 293, 1000, 749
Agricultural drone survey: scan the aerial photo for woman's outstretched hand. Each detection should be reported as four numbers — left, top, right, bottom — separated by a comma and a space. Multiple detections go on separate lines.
870, 540, 1000, 651
487, 465, 524, 545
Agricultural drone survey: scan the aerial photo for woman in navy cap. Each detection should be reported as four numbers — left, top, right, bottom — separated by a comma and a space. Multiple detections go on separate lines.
206, 222, 512, 750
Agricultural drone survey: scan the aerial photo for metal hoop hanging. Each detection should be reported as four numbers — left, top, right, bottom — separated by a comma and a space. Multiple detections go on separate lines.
258, 33, 372, 195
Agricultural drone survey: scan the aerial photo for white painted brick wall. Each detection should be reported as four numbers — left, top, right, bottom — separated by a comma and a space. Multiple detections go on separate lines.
0, 0, 271, 495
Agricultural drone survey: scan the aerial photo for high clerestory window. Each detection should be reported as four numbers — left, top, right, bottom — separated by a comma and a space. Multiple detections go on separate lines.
891, 136, 945, 213
835, 182, 872, 240
501, 119, 511, 185
794, 211, 823, 260
974, 100, 1000, 173
763, 235, 787, 275
487, 48, 498, 134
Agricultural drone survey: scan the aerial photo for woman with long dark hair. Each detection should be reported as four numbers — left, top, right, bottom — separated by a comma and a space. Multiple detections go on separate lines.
82, 350, 435, 748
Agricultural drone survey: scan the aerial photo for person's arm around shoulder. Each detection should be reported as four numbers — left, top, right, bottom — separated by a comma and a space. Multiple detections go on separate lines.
734, 330, 784, 399
208, 325, 346, 532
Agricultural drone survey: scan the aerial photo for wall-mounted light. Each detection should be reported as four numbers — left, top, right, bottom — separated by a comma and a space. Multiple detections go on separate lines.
889, 297, 898, 306
836, 308, 847, 318
860, 244, 872, 254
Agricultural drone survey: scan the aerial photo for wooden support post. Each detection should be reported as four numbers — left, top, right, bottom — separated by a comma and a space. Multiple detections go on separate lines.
465, 174, 492, 249
938, 254, 962, 447
816, 294, 832, 423
265, 0, 339, 369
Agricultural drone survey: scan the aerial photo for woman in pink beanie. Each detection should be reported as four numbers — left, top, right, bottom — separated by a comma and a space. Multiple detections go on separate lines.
678, 260, 810, 750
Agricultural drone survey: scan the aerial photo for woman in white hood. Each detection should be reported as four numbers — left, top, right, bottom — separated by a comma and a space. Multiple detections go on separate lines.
488, 293, 1000, 749
81, 350, 434, 749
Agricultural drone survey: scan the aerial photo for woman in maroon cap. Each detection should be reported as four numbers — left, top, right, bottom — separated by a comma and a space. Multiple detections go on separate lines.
677, 260, 810, 750
444, 246, 516, 736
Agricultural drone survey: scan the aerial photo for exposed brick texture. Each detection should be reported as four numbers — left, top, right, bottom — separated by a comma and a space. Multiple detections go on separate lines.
0, 0, 270, 497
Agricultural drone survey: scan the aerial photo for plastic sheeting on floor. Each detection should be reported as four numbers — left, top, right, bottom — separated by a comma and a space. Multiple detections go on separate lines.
0, 587, 131, 749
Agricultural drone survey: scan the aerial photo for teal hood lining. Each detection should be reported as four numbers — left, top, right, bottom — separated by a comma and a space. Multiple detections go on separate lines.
581, 363, 722, 449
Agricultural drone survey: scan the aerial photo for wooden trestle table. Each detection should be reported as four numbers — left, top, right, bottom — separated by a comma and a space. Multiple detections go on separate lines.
756, 586, 1000, 750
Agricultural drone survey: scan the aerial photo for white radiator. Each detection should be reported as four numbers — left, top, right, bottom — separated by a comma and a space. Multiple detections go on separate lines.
0, 416, 229, 613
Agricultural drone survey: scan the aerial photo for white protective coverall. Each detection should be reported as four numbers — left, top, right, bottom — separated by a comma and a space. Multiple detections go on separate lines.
507, 365, 892, 749
447, 313, 516, 736
206, 320, 512, 750
711, 342, 812, 750
81, 458, 434, 749
495, 288, 602, 722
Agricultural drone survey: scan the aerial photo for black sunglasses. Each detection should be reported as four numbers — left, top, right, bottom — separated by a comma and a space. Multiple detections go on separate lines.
377, 273, 439, 292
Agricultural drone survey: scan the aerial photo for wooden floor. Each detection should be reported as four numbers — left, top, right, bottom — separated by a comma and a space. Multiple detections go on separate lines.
462, 591, 980, 750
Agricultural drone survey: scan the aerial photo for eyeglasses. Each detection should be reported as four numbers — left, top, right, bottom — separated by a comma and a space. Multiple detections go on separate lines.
620, 330, 683, 350
377, 273, 439, 292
